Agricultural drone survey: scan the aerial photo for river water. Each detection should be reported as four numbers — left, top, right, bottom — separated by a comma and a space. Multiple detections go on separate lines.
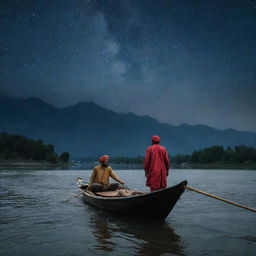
0, 169, 255, 256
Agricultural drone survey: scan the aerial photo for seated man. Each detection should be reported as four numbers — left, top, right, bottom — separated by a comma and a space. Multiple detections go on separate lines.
87, 155, 125, 193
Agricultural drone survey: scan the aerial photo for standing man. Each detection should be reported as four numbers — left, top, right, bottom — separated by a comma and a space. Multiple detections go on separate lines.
144, 135, 170, 192
87, 155, 125, 193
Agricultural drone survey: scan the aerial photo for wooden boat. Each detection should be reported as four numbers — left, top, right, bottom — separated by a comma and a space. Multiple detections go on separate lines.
77, 178, 187, 220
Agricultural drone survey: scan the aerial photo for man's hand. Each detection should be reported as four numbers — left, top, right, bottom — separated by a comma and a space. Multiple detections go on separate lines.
119, 181, 124, 185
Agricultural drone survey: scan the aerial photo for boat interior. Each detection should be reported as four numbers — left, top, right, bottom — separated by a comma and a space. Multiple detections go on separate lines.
77, 177, 145, 197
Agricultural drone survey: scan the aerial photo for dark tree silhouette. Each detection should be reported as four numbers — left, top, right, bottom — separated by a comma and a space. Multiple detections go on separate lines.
60, 152, 70, 162
0, 133, 69, 163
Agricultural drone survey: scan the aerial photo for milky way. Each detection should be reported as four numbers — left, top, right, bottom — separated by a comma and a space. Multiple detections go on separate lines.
0, 0, 255, 131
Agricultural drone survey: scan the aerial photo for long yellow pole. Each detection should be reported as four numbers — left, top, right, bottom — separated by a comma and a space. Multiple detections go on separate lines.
185, 186, 256, 213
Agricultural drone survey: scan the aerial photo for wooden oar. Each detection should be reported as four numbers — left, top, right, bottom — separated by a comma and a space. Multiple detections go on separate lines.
62, 191, 84, 203
185, 186, 256, 213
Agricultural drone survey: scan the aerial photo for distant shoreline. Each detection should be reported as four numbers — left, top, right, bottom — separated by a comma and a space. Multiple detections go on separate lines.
0, 161, 255, 170
172, 163, 256, 170
0, 161, 70, 170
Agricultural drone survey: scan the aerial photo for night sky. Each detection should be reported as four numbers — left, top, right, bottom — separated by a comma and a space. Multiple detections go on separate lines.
0, 0, 256, 132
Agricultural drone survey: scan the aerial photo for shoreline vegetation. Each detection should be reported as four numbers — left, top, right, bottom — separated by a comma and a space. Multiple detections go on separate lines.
0, 160, 72, 170
0, 133, 255, 170
0, 133, 69, 169
1, 161, 255, 170
76, 145, 256, 170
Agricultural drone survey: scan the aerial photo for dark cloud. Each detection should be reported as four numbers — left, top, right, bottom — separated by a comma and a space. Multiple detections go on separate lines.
0, 0, 255, 131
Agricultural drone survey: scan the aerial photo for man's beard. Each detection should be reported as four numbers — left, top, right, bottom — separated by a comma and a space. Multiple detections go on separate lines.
102, 163, 108, 167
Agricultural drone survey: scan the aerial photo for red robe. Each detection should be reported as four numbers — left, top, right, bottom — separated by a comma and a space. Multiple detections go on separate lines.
144, 144, 170, 191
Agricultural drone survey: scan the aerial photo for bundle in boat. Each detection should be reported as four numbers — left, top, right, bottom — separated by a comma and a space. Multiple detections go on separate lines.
95, 189, 145, 197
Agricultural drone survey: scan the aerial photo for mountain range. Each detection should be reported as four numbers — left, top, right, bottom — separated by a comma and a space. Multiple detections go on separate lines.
0, 95, 255, 158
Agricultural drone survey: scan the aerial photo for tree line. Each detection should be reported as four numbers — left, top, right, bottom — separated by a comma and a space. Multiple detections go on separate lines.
79, 145, 256, 166
0, 133, 69, 163
172, 145, 256, 165
78, 156, 144, 165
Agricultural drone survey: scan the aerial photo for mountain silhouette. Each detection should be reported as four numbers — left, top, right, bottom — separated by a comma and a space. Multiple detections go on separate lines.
0, 95, 255, 157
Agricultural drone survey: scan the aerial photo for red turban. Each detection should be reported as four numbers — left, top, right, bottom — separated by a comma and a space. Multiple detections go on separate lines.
99, 155, 109, 163
152, 135, 160, 143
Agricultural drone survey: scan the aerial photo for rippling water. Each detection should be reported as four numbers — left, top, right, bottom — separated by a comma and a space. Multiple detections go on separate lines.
0, 169, 255, 256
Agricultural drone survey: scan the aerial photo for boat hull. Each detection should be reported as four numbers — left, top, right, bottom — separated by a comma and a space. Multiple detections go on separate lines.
79, 180, 187, 220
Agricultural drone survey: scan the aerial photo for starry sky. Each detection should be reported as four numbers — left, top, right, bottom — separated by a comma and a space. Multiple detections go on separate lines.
0, 0, 256, 132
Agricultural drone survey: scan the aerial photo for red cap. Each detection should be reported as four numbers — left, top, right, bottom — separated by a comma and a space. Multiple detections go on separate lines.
99, 155, 109, 163
152, 135, 160, 143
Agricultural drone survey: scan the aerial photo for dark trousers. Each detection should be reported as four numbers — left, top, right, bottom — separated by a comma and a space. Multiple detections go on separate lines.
91, 183, 119, 193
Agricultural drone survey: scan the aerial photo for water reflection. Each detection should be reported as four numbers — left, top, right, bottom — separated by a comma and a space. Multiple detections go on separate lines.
88, 207, 186, 256
91, 215, 116, 252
